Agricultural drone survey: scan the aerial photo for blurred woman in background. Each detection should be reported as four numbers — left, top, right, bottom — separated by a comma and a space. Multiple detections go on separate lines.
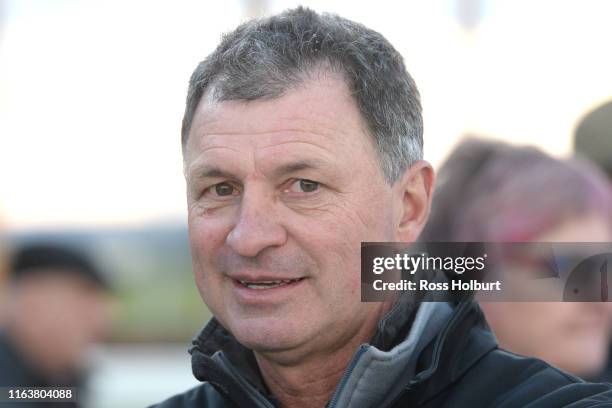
421, 138, 612, 378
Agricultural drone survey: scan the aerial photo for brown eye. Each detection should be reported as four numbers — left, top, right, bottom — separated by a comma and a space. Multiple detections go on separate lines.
298, 179, 319, 192
214, 183, 234, 196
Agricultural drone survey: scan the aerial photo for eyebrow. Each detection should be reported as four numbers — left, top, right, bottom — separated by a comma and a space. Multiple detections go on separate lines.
192, 159, 331, 180
272, 159, 330, 177
195, 166, 236, 179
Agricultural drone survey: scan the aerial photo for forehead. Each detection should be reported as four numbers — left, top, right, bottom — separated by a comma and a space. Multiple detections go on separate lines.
184, 75, 374, 163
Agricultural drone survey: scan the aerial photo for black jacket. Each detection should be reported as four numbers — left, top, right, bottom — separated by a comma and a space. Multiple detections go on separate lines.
152, 300, 612, 407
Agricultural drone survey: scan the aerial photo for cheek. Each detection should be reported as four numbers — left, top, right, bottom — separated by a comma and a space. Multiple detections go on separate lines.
295, 227, 380, 325
488, 303, 567, 337
188, 215, 232, 305
188, 213, 230, 269
47, 297, 91, 352
532, 303, 579, 330
346, 189, 396, 240
291, 211, 369, 294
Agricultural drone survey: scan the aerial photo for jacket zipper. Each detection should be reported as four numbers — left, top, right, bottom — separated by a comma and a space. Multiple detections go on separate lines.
327, 344, 369, 408
380, 300, 474, 408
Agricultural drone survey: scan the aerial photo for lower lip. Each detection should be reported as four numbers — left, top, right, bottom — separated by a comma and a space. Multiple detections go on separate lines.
231, 278, 306, 304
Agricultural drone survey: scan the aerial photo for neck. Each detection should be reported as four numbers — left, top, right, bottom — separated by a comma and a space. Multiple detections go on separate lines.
255, 302, 392, 408
257, 353, 347, 408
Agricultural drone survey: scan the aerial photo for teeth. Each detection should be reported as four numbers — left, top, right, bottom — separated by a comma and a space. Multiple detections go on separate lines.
239, 278, 301, 289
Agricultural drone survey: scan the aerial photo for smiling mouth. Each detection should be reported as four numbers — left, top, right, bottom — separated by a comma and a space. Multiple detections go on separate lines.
237, 278, 304, 290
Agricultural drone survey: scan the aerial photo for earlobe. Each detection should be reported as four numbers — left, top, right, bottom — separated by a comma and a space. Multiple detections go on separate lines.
395, 161, 435, 242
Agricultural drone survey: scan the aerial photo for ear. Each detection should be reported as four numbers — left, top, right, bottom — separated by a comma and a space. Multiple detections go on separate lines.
394, 160, 435, 242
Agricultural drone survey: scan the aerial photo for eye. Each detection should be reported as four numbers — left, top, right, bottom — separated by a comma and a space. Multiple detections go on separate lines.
299, 179, 320, 192
207, 182, 236, 197
286, 179, 320, 193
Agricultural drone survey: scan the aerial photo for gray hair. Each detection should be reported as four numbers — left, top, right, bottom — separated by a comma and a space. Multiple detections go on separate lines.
181, 7, 423, 183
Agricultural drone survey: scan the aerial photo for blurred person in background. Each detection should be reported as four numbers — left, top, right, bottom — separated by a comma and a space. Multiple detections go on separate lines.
0, 243, 113, 407
574, 98, 612, 382
421, 138, 612, 378
575, 99, 612, 180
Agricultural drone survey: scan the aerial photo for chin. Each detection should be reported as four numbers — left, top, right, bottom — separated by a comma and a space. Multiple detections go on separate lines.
229, 315, 309, 353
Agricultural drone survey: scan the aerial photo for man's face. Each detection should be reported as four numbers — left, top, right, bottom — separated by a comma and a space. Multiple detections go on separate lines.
17, 273, 112, 372
184, 74, 400, 359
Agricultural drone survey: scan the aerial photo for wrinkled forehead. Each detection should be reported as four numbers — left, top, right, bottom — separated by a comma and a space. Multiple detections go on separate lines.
184, 75, 374, 164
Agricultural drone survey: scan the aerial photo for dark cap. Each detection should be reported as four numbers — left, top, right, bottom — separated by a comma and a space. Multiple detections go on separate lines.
10, 243, 110, 290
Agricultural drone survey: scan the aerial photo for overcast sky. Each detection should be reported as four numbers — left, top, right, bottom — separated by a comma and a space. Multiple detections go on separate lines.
1, 0, 611, 229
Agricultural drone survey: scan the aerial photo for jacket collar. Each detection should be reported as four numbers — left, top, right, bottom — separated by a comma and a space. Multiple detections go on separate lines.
190, 318, 265, 391
403, 300, 498, 405
190, 298, 497, 406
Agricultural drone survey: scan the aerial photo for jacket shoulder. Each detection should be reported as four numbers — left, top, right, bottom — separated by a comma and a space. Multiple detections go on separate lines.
148, 382, 235, 408
429, 348, 612, 407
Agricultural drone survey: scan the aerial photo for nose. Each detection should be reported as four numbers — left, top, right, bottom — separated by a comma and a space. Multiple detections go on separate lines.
226, 187, 287, 257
